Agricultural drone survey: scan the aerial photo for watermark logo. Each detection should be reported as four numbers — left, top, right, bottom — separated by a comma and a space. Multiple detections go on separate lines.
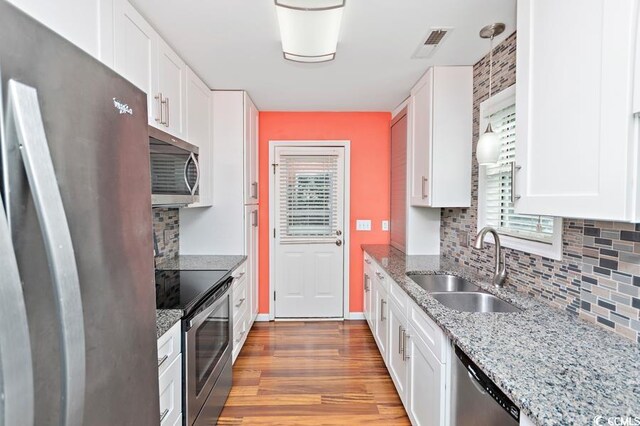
593, 416, 640, 426
112, 98, 133, 115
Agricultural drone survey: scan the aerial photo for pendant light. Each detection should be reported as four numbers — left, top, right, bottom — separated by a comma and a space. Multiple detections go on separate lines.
476, 23, 505, 165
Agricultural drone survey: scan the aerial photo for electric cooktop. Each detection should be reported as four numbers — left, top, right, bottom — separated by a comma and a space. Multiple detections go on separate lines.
155, 269, 231, 314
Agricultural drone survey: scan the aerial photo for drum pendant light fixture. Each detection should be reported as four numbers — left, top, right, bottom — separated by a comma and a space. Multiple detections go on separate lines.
476, 23, 505, 165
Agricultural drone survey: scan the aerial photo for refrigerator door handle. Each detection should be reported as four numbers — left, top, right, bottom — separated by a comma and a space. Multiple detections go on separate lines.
0, 195, 34, 425
5, 80, 86, 426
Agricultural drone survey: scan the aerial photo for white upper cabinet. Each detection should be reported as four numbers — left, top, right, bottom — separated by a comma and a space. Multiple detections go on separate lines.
516, 0, 640, 221
105, 0, 187, 139
110, 0, 157, 124
409, 66, 473, 208
184, 67, 213, 207
244, 94, 259, 205
156, 38, 187, 139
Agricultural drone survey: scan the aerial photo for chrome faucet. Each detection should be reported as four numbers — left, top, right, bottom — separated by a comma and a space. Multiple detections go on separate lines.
473, 227, 507, 288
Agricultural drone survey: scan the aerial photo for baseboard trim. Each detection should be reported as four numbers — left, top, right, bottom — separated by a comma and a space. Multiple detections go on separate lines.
255, 314, 271, 322
347, 312, 365, 320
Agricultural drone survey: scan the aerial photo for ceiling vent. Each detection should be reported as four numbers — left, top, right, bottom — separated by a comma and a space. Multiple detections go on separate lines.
412, 27, 452, 59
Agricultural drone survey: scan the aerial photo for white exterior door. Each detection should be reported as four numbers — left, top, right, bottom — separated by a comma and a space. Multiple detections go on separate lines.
274, 146, 345, 318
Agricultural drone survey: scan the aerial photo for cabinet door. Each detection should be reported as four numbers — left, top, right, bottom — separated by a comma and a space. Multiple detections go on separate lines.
387, 299, 409, 403
244, 93, 259, 204
374, 279, 388, 361
184, 67, 213, 207
245, 205, 259, 322
158, 354, 182, 426
406, 326, 445, 426
156, 38, 187, 138
409, 69, 433, 207
363, 271, 373, 327
112, 0, 158, 125
515, 0, 639, 220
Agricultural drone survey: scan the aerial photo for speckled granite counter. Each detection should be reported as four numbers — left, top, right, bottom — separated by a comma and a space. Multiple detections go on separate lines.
156, 309, 182, 339
362, 244, 640, 426
156, 254, 246, 271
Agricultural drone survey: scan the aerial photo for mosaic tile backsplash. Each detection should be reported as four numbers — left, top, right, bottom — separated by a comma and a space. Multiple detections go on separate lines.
152, 208, 179, 267
440, 32, 640, 343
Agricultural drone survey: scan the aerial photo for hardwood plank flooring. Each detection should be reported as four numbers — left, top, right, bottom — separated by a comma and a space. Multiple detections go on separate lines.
219, 321, 410, 425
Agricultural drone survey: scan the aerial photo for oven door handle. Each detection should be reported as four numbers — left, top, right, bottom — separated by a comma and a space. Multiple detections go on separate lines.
187, 279, 232, 330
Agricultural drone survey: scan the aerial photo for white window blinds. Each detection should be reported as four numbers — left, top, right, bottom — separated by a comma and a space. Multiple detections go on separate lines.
278, 155, 339, 243
484, 104, 555, 243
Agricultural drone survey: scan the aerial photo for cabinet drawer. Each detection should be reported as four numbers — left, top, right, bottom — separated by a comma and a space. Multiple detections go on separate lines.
408, 300, 446, 362
159, 354, 182, 426
388, 279, 408, 315
233, 261, 247, 280
232, 311, 250, 363
232, 276, 249, 322
373, 265, 390, 293
157, 321, 181, 377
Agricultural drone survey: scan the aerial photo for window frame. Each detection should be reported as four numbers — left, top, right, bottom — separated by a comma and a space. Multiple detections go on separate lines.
477, 85, 563, 260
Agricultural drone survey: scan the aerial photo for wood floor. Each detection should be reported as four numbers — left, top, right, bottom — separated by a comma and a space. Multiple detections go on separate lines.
218, 320, 410, 425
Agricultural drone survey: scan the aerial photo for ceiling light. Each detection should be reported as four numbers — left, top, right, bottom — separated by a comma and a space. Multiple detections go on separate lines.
476, 23, 505, 165
275, 0, 345, 63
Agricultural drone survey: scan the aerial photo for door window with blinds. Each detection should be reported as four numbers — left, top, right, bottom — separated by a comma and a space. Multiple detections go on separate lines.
478, 86, 563, 260
278, 154, 340, 243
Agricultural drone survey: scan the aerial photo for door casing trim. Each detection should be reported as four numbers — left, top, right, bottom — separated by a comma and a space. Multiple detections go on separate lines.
268, 140, 351, 320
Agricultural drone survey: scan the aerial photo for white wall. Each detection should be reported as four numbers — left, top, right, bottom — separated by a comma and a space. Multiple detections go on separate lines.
6, 0, 100, 58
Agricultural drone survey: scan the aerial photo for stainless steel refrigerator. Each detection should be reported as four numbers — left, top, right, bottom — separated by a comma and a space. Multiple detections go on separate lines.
0, 1, 160, 425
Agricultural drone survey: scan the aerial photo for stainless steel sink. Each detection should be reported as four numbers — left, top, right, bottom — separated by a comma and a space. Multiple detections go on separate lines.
431, 292, 521, 313
408, 274, 480, 293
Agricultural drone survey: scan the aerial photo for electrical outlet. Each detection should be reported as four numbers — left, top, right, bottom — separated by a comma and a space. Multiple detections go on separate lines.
381, 220, 389, 231
356, 220, 372, 231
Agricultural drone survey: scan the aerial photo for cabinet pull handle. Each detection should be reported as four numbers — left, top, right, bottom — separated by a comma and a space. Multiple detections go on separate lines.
252, 210, 258, 227
421, 176, 428, 199
235, 330, 246, 343
364, 274, 369, 292
157, 354, 169, 368
364, 258, 371, 264
235, 298, 246, 308
165, 97, 170, 127
251, 181, 258, 199
402, 331, 410, 361
376, 272, 384, 280
398, 326, 403, 355
380, 299, 386, 321
159, 408, 169, 423
510, 162, 522, 205
155, 93, 163, 124
234, 272, 245, 279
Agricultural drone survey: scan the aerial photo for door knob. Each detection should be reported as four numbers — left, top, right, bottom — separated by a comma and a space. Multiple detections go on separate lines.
336, 239, 343, 246
336, 230, 342, 236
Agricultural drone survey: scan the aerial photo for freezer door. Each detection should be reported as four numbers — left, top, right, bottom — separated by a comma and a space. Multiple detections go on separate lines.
0, 2, 160, 425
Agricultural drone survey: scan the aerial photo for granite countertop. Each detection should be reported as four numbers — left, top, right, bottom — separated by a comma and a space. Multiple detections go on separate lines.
362, 244, 640, 426
156, 309, 182, 339
156, 254, 247, 271
155, 255, 247, 338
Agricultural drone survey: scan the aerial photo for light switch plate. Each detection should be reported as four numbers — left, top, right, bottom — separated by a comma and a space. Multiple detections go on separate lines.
356, 220, 372, 231
382, 220, 389, 231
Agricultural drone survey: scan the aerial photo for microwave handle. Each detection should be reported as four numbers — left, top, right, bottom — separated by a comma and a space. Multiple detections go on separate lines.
192, 154, 200, 196
183, 153, 199, 196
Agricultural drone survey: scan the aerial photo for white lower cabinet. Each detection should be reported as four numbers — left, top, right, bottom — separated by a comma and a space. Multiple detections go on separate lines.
232, 260, 254, 364
157, 322, 182, 425
388, 298, 409, 401
363, 268, 373, 328
406, 324, 445, 426
363, 252, 448, 426
373, 275, 388, 360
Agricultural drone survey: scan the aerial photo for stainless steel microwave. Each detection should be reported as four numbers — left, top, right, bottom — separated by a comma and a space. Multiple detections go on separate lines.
149, 126, 200, 206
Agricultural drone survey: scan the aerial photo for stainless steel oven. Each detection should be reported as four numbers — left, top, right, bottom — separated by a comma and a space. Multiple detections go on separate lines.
149, 126, 200, 206
184, 276, 233, 426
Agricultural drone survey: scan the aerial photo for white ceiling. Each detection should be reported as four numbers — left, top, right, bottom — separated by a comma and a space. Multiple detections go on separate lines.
129, 0, 516, 111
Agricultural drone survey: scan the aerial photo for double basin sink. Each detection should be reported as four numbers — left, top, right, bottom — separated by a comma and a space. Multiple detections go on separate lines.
407, 274, 520, 313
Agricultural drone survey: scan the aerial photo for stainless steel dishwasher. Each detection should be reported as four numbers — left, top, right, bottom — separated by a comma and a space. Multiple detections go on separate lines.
451, 345, 520, 426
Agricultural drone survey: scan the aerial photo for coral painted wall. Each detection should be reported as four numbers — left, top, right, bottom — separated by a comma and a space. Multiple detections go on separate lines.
258, 112, 391, 314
